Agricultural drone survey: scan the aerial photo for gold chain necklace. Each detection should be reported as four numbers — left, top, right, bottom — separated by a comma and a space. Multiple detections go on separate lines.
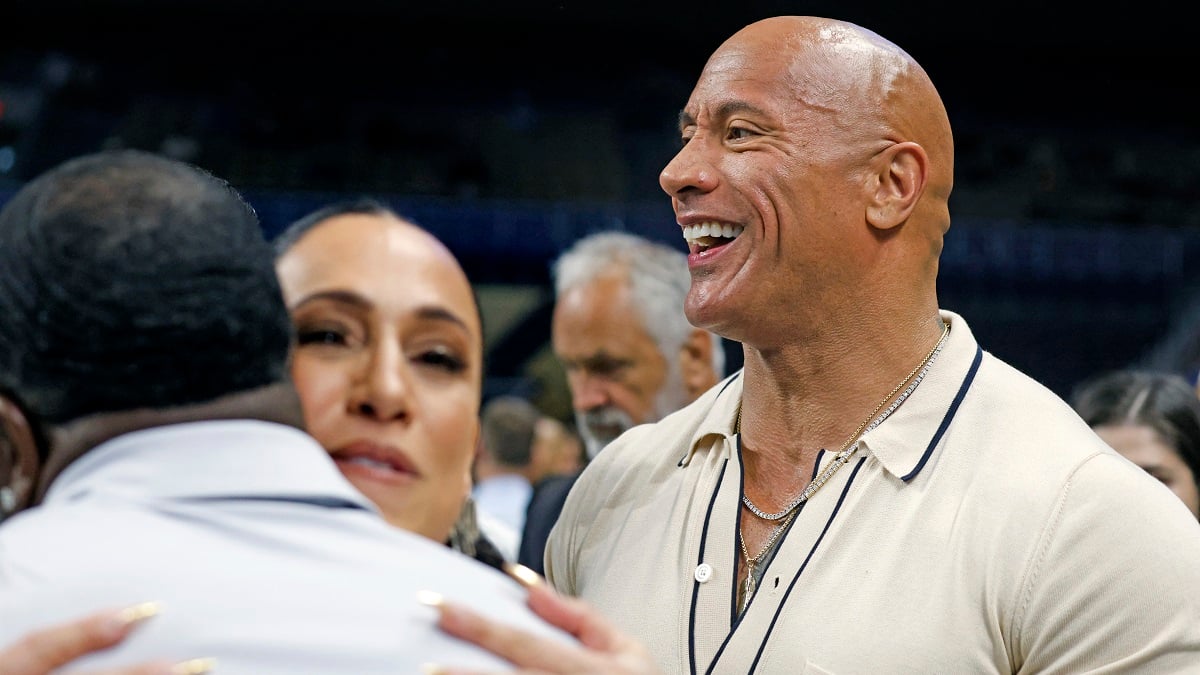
737, 507, 798, 613
735, 322, 950, 613
739, 321, 949, 521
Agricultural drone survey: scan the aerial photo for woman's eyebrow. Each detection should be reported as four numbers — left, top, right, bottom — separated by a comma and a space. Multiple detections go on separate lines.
290, 289, 371, 311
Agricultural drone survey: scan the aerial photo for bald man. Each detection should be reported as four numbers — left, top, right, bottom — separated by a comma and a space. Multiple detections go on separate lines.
527, 15, 1200, 673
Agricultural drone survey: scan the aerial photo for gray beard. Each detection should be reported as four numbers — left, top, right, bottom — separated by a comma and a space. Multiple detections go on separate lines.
576, 357, 694, 461
576, 406, 635, 461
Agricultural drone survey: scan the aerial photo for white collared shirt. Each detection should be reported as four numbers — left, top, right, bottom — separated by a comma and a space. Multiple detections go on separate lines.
0, 420, 571, 673
473, 473, 534, 556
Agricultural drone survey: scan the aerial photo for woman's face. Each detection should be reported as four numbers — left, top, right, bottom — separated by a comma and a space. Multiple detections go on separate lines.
1094, 423, 1200, 519
275, 213, 483, 542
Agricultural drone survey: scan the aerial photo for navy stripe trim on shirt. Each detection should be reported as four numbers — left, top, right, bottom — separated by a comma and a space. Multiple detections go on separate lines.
745, 456, 867, 675
189, 494, 371, 510
900, 344, 983, 482
702, 453, 861, 675
724, 429, 744, 624
689, 457, 729, 675
728, 443, 827, 628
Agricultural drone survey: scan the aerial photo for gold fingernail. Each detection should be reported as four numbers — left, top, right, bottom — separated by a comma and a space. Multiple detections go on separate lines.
503, 562, 544, 588
416, 590, 444, 607
170, 657, 216, 674
116, 601, 161, 627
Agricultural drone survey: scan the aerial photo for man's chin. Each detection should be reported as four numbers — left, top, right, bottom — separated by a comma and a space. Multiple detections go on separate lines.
582, 430, 624, 461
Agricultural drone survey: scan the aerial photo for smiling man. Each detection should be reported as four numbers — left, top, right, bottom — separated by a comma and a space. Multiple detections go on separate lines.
540, 15, 1200, 674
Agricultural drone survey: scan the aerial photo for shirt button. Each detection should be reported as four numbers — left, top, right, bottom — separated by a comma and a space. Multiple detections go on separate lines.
694, 563, 714, 583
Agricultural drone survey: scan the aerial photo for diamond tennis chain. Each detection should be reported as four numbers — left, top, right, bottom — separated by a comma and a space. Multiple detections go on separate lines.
740, 321, 950, 521
735, 322, 950, 614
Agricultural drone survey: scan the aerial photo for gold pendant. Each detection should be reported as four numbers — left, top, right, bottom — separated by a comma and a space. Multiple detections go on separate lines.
741, 562, 757, 613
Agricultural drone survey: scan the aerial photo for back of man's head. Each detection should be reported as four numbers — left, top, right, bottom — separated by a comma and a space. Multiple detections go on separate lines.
0, 149, 292, 426
480, 395, 540, 468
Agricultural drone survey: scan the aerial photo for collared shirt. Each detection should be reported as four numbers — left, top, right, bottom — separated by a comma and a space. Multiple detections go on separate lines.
0, 420, 571, 673
473, 473, 534, 546
474, 499, 522, 562
546, 310, 1200, 674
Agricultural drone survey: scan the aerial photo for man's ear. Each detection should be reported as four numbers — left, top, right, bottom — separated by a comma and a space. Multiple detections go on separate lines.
679, 328, 720, 401
866, 141, 928, 230
0, 394, 40, 515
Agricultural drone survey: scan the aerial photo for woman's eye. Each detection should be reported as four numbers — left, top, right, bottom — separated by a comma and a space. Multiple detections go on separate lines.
296, 329, 347, 346
416, 347, 466, 373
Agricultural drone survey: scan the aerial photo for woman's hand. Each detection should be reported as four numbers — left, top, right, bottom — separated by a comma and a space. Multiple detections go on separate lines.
425, 564, 662, 675
0, 603, 211, 675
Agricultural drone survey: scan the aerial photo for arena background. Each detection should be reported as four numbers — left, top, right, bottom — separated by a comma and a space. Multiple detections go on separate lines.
3, 0, 1197, 421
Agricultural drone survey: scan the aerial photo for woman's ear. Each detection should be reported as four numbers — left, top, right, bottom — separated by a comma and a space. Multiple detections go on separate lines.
0, 395, 40, 517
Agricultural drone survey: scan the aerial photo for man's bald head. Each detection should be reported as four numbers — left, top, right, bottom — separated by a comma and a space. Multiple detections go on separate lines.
717, 16, 953, 236
662, 16, 955, 341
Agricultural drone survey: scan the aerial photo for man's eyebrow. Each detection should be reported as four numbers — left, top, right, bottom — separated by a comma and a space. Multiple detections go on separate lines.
677, 101, 771, 130
715, 100, 770, 121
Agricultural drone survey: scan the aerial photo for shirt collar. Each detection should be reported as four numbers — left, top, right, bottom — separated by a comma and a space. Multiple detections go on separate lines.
678, 372, 743, 467
44, 419, 378, 512
860, 309, 982, 480
676, 310, 983, 481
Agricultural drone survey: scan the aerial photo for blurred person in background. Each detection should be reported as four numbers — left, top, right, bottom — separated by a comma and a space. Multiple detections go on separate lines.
550, 231, 726, 461
471, 394, 547, 560
1070, 369, 1200, 519
532, 414, 584, 478
518, 230, 725, 573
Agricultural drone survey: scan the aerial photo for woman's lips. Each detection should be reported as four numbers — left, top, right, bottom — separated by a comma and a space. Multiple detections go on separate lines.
330, 440, 419, 485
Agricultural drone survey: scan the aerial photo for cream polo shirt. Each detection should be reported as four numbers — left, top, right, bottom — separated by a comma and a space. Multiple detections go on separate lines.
545, 310, 1200, 674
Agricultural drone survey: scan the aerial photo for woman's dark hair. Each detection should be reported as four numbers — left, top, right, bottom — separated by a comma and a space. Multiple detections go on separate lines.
1070, 369, 1200, 491
270, 198, 488, 384
271, 197, 393, 258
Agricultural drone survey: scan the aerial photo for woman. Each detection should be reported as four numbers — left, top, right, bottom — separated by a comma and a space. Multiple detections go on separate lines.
3, 198, 654, 674
273, 199, 508, 566
1071, 369, 1200, 519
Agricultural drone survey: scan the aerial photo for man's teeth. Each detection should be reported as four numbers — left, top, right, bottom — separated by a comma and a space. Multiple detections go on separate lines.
682, 222, 745, 246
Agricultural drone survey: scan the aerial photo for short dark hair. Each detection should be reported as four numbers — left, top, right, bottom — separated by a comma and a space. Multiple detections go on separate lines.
0, 149, 292, 425
480, 395, 540, 467
1070, 369, 1200, 491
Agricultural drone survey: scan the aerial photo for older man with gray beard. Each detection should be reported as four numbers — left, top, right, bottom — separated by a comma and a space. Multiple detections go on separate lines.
518, 231, 725, 572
